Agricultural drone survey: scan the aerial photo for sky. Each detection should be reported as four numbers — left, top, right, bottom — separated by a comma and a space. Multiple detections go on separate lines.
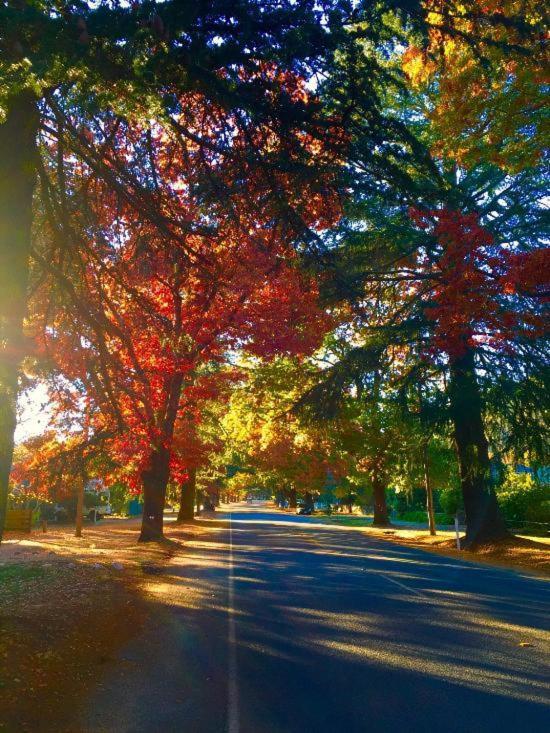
15, 383, 52, 444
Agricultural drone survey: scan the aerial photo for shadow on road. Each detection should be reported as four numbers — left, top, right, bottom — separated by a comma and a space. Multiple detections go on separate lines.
81, 505, 550, 733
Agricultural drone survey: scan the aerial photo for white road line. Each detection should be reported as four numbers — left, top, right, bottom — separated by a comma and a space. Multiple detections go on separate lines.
227, 511, 240, 733
380, 572, 427, 599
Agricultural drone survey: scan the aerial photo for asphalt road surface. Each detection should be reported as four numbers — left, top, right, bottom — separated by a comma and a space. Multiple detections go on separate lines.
82, 503, 550, 733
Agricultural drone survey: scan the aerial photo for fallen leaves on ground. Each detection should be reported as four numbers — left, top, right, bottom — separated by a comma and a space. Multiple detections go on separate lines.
0, 517, 192, 732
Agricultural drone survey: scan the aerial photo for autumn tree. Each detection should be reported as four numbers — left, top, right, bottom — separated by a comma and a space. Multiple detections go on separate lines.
1, 0, 530, 540
294, 0, 548, 547
173, 367, 234, 523
402, 0, 547, 173
28, 83, 339, 541
10, 426, 113, 536
223, 357, 351, 509
310, 155, 548, 547
0, 0, 354, 540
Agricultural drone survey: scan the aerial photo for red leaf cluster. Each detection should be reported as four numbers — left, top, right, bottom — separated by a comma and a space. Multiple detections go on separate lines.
409, 208, 548, 360
31, 81, 342, 494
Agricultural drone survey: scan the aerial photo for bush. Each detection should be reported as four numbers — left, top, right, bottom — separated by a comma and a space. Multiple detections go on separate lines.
108, 483, 132, 514
439, 487, 463, 516
497, 471, 550, 526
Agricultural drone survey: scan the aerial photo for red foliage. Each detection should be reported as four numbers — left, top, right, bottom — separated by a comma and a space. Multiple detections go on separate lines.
502, 248, 550, 298
11, 432, 95, 501
409, 208, 548, 360
33, 84, 341, 493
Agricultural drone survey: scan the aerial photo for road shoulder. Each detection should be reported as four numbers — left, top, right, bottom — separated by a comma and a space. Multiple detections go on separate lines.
326, 518, 550, 577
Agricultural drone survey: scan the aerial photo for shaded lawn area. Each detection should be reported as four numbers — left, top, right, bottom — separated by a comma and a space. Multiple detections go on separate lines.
0, 559, 142, 732
0, 563, 48, 593
0, 517, 194, 732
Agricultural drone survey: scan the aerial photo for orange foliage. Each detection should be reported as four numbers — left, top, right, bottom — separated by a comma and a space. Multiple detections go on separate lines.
31, 81, 341, 493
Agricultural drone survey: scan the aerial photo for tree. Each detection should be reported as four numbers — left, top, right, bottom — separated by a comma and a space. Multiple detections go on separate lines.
1, 0, 529, 541
312, 160, 547, 546
0, 93, 39, 541
29, 92, 337, 540
174, 369, 231, 522
402, 0, 547, 172
0, 0, 353, 541
305, 1, 547, 546
10, 427, 111, 536
408, 203, 547, 545
222, 357, 350, 507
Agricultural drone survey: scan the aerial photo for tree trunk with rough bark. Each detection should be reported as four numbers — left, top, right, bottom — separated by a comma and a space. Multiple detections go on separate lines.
177, 467, 196, 523
288, 488, 297, 509
139, 448, 170, 542
372, 477, 390, 527
449, 350, 508, 547
0, 93, 39, 544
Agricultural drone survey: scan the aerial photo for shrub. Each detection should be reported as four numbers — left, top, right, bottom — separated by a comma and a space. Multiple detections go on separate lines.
439, 487, 463, 516
108, 482, 132, 514
497, 470, 549, 526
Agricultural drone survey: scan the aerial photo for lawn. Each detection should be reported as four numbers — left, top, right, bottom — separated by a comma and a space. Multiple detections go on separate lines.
0, 563, 48, 595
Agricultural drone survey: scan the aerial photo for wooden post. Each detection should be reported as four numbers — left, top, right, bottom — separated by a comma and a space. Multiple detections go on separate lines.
423, 441, 436, 536
75, 476, 85, 538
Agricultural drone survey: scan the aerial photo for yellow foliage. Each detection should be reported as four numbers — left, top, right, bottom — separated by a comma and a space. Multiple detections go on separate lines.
403, 0, 547, 171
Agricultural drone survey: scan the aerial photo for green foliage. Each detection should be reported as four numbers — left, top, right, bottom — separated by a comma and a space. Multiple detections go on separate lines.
7, 489, 42, 508
439, 487, 463, 517
108, 483, 132, 515
496, 470, 550, 526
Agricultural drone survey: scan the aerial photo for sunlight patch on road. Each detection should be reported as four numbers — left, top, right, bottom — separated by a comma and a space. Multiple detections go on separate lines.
315, 639, 550, 705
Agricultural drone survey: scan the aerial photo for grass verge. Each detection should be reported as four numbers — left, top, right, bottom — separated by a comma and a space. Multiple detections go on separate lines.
0, 518, 189, 732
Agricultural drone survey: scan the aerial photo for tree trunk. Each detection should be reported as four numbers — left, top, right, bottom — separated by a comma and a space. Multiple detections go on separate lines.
139, 449, 170, 542
423, 442, 436, 536
304, 491, 314, 510
0, 93, 39, 544
75, 477, 86, 538
288, 488, 297, 509
449, 350, 508, 547
177, 467, 196, 523
372, 477, 390, 527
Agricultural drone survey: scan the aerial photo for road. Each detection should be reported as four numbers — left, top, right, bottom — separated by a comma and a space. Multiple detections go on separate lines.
82, 503, 550, 733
